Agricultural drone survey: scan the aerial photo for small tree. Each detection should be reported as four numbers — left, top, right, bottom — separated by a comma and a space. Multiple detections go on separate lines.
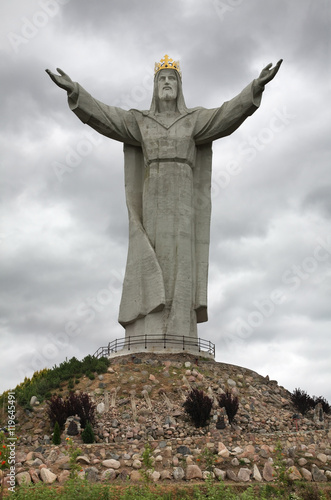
218, 389, 239, 425
291, 388, 314, 416
183, 389, 213, 428
81, 421, 95, 444
52, 421, 61, 445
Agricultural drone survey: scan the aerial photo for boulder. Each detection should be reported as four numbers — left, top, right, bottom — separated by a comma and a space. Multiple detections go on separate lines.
76, 455, 90, 465
237, 468, 251, 482
28, 468, 40, 483
226, 469, 238, 481
130, 470, 142, 481
40, 468, 57, 484
16, 472, 31, 486
85, 467, 99, 482
262, 462, 275, 482
218, 442, 230, 458
311, 464, 327, 482
177, 445, 191, 455
58, 470, 70, 484
252, 464, 262, 482
287, 466, 302, 481
173, 467, 185, 480
101, 469, 117, 481
160, 470, 172, 480
300, 468, 312, 482
317, 453, 327, 464
214, 468, 226, 481
150, 471, 161, 482
186, 465, 202, 480
102, 459, 120, 469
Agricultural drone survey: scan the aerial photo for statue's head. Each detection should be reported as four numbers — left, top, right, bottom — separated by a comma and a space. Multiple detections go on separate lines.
149, 55, 187, 114
157, 69, 178, 102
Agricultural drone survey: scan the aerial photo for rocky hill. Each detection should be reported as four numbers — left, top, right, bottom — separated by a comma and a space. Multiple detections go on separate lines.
1, 352, 331, 488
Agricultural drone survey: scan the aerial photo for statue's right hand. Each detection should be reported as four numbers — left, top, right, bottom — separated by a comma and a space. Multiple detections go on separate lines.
45, 68, 75, 93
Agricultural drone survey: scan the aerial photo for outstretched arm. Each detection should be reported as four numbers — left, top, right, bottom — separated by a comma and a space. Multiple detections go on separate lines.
45, 67, 140, 145
256, 59, 283, 88
45, 67, 75, 93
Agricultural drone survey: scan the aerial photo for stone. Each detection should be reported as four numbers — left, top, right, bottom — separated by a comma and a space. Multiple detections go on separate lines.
58, 470, 70, 484
214, 468, 226, 481
252, 464, 262, 482
227, 379, 236, 387
186, 465, 202, 480
177, 445, 191, 456
101, 469, 117, 481
226, 469, 238, 482
287, 466, 301, 481
118, 469, 130, 481
232, 446, 244, 455
173, 467, 185, 480
102, 459, 121, 469
130, 470, 142, 481
40, 468, 57, 484
311, 464, 327, 482
97, 402, 105, 414
231, 458, 239, 466
160, 470, 172, 480
67, 420, 79, 436
317, 453, 327, 463
237, 468, 251, 482
203, 471, 215, 480
30, 396, 38, 406
300, 468, 312, 481
76, 455, 90, 465
151, 471, 161, 482
132, 459, 142, 469
29, 468, 40, 484
16, 472, 31, 486
85, 467, 99, 482
218, 442, 230, 458
16, 451, 27, 463
262, 462, 275, 482
298, 458, 307, 466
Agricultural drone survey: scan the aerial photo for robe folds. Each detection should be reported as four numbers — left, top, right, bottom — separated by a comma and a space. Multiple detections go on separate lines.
68, 81, 263, 339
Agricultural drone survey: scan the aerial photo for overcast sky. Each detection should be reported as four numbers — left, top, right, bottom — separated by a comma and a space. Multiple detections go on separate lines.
1, 0, 330, 404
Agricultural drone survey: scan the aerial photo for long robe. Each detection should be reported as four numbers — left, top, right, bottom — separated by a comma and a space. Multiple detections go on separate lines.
67, 81, 263, 341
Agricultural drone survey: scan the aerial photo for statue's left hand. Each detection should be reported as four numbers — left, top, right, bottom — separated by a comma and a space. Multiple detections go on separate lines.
257, 59, 283, 86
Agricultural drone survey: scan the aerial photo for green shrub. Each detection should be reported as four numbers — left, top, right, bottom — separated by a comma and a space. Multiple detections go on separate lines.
52, 421, 61, 445
81, 421, 95, 444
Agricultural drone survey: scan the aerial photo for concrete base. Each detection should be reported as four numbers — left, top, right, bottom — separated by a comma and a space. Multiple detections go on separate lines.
107, 346, 214, 360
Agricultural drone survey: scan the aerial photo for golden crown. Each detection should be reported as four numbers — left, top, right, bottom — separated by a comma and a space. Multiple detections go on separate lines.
154, 54, 181, 78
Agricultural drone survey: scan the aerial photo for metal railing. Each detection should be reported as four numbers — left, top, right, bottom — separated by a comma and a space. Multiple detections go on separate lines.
93, 334, 215, 359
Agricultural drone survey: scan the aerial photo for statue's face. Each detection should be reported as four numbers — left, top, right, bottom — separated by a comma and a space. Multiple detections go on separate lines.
157, 69, 178, 101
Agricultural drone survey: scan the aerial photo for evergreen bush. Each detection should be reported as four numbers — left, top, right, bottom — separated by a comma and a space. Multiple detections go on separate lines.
52, 421, 61, 445
81, 421, 95, 443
